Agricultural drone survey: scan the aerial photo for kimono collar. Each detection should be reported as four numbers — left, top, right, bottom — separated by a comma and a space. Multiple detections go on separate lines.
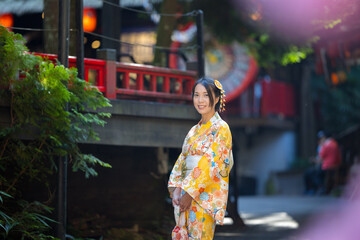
198, 112, 221, 127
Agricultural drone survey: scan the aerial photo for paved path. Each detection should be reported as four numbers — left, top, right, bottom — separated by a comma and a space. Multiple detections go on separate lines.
214, 196, 342, 240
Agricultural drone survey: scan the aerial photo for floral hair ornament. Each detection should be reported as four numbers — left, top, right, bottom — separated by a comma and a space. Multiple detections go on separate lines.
214, 79, 226, 112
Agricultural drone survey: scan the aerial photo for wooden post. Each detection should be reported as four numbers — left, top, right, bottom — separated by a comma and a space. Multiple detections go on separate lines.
97, 49, 117, 99
75, 0, 84, 79
57, 0, 70, 239
101, 0, 121, 59
196, 10, 205, 78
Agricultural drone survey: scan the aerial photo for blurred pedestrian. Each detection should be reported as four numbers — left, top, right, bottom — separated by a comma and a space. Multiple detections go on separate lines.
168, 77, 233, 240
304, 131, 342, 195
318, 131, 342, 194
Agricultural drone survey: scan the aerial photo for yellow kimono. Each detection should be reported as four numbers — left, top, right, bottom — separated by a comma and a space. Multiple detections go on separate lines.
168, 112, 233, 240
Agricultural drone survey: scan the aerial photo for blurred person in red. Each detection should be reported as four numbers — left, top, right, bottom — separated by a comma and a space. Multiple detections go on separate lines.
317, 131, 342, 194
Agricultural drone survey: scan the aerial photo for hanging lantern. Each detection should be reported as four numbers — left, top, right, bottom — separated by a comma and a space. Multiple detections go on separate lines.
0, 13, 14, 28
331, 72, 339, 85
83, 8, 97, 32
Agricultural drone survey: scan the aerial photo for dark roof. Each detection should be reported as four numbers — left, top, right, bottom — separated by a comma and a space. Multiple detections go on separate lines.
0, 0, 163, 15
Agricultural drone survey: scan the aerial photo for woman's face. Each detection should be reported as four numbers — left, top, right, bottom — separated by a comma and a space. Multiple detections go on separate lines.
193, 83, 216, 116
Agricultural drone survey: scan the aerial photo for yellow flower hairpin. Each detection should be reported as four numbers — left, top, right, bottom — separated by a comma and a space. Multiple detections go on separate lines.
214, 80, 226, 112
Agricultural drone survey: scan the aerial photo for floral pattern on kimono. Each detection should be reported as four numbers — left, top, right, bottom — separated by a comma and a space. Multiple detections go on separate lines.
168, 112, 233, 225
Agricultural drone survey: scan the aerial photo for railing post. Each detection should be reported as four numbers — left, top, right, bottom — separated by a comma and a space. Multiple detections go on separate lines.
123, 72, 130, 89
97, 49, 116, 99
150, 75, 157, 92
163, 76, 170, 93
136, 73, 144, 90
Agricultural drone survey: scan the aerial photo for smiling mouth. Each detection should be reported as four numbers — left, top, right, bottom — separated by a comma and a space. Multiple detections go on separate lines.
198, 105, 206, 109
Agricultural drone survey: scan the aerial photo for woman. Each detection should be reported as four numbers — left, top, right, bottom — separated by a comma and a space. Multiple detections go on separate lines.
168, 77, 233, 240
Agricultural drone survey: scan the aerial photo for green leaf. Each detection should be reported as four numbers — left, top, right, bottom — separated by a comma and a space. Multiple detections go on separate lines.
0, 211, 13, 221
0, 191, 13, 203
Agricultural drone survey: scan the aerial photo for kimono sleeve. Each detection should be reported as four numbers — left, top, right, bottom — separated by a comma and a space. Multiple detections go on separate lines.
182, 123, 232, 224
168, 152, 185, 198
168, 126, 195, 198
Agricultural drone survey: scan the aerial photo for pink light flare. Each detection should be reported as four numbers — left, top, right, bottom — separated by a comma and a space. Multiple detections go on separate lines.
232, 0, 359, 41
295, 167, 360, 240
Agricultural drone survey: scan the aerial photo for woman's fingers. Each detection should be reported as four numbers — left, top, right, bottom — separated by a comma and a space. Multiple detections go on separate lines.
179, 193, 192, 211
172, 188, 182, 207
180, 203, 190, 212
173, 196, 181, 207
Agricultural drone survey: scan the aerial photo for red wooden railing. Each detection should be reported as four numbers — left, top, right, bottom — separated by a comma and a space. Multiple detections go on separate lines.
115, 63, 195, 101
34, 53, 197, 103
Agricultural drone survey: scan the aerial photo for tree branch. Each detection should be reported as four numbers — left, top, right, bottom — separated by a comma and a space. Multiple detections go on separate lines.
5, 140, 46, 193
0, 88, 15, 160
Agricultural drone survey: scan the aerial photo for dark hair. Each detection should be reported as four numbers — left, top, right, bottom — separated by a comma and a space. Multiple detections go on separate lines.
192, 77, 221, 112
317, 130, 331, 139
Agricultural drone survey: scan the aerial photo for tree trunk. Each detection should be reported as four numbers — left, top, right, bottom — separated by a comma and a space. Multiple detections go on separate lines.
69, 0, 77, 56
299, 62, 317, 159
44, 0, 59, 54
101, 0, 122, 59
44, 0, 77, 55
153, 0, 178, 67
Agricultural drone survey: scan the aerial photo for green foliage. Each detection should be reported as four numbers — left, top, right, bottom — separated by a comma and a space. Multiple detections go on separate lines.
0, 26, 111, 238
244, 34, 313, 68
280, 45, 314, 66
0, 27, 29, 87
312, 67, 360, 134
0, 192, 57, 240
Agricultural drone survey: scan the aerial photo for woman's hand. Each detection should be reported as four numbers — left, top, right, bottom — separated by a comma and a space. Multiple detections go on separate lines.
180, 192, 192, 212
172, 188, 181, 207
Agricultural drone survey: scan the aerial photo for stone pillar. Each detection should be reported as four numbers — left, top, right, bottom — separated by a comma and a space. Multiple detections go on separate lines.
157, 147, 169, 175
97, 49, 116, 99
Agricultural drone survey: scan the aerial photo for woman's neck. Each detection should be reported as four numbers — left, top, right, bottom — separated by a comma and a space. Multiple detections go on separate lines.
201, 111, 216, 124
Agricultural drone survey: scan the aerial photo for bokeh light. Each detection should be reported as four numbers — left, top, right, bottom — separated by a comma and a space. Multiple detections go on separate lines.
0, 13, 14, 28
83, 8, 97, 32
